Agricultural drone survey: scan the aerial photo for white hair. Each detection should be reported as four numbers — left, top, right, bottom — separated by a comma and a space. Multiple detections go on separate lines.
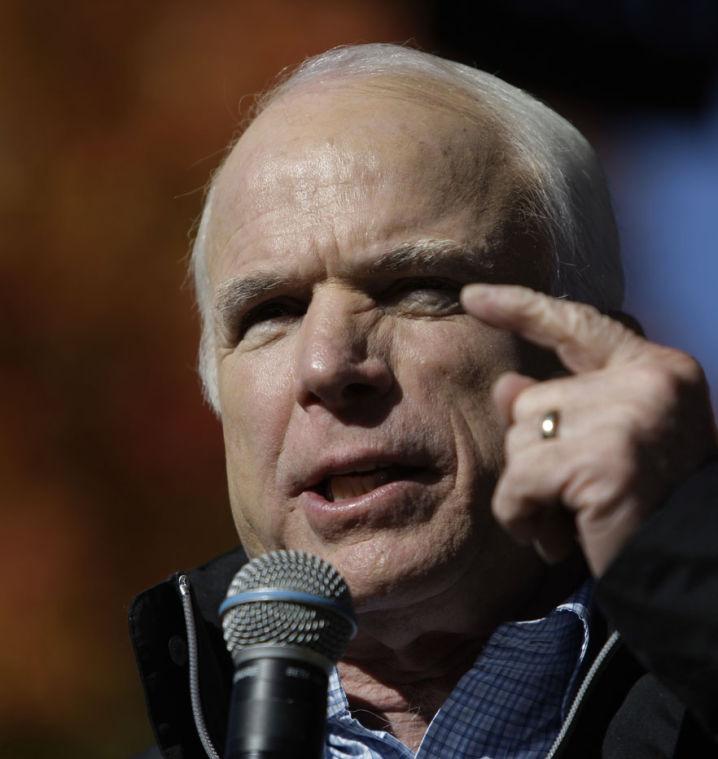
191, 43, 623, 412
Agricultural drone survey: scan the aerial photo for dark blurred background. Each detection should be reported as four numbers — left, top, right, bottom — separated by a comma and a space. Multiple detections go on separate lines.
1, 2, 716, 757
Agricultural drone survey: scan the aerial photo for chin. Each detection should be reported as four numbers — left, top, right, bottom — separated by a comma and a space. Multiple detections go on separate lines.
306, 529, 476, 615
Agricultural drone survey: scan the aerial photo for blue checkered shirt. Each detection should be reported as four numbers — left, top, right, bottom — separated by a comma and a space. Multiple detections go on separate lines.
323, 582, 592, 758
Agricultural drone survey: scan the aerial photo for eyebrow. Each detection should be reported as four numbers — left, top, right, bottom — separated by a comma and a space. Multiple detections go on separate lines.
366, 239, 496, 277
213, 239, 500, 324
215, 273, 292, 327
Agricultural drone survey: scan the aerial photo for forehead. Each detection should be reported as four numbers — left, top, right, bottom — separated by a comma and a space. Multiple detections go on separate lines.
207, 79, 530, 281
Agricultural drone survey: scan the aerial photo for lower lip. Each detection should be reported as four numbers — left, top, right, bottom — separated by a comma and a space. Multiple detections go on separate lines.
299, 478, 428, 533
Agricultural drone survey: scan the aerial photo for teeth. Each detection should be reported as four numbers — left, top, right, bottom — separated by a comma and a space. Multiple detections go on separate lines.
326, 469, 393, 501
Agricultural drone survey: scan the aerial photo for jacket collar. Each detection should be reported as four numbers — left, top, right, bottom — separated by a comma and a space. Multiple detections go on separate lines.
129, 546, 248, 758
129, 548, 651, 759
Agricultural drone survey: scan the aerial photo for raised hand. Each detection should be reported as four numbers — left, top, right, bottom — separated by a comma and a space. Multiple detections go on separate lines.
461, 284, 717, 576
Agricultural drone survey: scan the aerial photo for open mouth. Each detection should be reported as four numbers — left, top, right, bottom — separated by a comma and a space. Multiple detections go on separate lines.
312, 464, 419, 502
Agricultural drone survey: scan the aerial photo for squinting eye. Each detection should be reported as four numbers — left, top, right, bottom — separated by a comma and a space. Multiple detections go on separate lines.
237, 299, 304, 340
385, 278, 461, 314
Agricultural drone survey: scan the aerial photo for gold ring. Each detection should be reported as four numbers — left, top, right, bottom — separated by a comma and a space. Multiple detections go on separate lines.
540, 410, 560, 439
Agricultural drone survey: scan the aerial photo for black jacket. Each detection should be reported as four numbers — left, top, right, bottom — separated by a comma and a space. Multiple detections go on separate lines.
129, 463, 718, 758
594, 460, 718, 756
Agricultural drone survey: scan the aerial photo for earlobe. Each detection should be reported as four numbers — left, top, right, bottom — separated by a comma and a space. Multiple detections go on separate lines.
606, 310, 645, 337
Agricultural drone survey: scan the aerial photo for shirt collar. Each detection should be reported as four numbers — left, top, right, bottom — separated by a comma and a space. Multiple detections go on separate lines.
326, 580, 594, 723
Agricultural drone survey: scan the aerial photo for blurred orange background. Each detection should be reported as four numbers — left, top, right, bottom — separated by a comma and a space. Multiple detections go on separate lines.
2, 2, 716, 758
0, 2, 425, 756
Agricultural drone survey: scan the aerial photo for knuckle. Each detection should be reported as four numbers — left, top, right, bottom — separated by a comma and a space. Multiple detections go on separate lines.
563, 301, 602, 339
511, 388, 535, 421
664, 349, 704, 387
632, 348, 704, 398
629, 363, 679, 407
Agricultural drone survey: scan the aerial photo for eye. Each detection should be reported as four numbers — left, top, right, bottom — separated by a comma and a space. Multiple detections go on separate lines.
236, 298, 304, 341
383, 278, 462, 315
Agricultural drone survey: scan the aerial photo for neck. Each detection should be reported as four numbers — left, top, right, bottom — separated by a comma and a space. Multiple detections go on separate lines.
338, 631, 483, 752
337, 552, 586, 752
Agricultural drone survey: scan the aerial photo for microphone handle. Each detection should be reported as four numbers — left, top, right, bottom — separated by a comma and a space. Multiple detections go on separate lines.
225, 655, 328, 759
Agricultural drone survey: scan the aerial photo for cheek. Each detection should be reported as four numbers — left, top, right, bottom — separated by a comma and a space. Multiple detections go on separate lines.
219, 349, 295, 478
394, 319, 521, 398
219, 348, 296, 554
394, 320, 521, 460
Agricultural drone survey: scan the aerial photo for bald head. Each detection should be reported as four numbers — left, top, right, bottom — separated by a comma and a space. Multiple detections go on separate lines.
210, 77, 528, 268
192, 44, 622, 411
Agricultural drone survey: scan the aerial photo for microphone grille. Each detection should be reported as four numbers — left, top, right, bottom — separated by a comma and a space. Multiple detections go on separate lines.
221, 550, 355, 665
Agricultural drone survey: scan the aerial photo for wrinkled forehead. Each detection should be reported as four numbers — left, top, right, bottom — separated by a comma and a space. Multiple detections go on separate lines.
208, 76, 530, 262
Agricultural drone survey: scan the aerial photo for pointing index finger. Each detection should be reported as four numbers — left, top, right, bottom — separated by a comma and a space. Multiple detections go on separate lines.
461, 284, 643, 373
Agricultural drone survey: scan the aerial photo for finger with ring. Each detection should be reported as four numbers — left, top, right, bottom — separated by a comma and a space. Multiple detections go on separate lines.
540, 410, 560, 439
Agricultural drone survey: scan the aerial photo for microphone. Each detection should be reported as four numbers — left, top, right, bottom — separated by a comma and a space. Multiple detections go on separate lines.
219, 550, 357, 759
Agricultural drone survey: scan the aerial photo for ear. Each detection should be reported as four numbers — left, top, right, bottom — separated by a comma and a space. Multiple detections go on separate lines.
606, 310, 645, 338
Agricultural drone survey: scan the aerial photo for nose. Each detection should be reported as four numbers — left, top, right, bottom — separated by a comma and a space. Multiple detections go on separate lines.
294, 294, 394, 412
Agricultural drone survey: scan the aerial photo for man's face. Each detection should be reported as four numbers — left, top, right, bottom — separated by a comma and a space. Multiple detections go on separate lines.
206, 82, 549, 612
